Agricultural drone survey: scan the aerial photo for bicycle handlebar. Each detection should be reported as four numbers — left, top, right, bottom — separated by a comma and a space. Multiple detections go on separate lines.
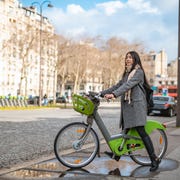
84, 91, 101, 102
84, 91, 111, 104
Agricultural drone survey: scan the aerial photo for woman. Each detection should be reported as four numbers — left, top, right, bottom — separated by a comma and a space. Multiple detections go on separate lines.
100, 51, 160, 172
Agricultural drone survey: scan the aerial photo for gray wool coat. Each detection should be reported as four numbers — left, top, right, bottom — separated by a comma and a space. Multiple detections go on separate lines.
101, 68, 147, 129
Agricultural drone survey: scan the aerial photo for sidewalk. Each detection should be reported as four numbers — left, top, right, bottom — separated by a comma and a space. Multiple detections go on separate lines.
153, 127, 180, 180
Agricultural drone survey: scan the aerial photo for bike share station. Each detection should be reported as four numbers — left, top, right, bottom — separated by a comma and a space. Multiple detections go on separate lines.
1, 93, 179, 179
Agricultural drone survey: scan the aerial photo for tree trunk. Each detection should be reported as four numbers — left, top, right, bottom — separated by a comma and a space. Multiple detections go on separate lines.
73, 62, 80, 93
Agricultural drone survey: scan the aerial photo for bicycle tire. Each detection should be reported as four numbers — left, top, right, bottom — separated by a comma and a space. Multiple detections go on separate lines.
129, 129, 168, 166
54, 122, 99, 168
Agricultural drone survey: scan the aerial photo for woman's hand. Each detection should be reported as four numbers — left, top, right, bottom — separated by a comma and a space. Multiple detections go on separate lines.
104, 94, 115, 99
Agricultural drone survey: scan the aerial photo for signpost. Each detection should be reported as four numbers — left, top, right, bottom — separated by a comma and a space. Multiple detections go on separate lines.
176, 0, 180, 127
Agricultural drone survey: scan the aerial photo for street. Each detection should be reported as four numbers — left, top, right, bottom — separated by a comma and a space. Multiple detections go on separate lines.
0, 104, 178, 179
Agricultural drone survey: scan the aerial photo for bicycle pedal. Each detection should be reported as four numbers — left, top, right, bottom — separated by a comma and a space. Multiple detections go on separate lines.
127, 144, 140, 149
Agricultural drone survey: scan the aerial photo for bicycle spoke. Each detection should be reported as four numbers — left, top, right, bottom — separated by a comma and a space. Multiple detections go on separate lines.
54, 122, 99, 168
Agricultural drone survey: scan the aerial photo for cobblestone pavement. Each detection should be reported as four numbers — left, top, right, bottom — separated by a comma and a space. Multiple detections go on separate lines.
0, 106, 121, 171
0, 106, 177, 177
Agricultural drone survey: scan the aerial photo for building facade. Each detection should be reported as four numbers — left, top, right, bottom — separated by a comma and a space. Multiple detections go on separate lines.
167, 59, 177, 78
154, 49, 168, 78
0, 0, 57, 98
141, 52, 155, 86
148, 49, 177, 87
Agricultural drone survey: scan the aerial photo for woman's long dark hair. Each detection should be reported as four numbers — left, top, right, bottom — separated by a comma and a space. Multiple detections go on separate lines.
122, 51, 150, 87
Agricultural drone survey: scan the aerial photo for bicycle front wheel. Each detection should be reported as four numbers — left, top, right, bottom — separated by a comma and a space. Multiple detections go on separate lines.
54, 122, 99, 168
129, 129, 168, 166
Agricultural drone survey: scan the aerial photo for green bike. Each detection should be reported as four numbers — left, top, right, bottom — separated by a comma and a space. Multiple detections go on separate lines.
54, 92, 168, 168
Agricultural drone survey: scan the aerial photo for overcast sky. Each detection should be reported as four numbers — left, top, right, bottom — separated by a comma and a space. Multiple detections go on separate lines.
20, 0, 178, 62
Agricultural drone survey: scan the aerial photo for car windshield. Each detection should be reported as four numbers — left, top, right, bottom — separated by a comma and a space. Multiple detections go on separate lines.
153, 96, 169, 102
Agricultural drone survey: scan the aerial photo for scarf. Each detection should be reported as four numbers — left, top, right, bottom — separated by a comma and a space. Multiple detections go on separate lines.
124, 64, 140, 103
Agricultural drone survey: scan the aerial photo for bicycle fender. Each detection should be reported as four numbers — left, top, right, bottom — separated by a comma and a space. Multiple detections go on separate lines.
145, 120, 166, 135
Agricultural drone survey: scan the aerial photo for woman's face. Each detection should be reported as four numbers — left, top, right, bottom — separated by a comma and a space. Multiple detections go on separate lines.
125, 53, 134, 66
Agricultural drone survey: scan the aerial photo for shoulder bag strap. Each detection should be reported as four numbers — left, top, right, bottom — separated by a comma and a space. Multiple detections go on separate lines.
138, 83, 146, 95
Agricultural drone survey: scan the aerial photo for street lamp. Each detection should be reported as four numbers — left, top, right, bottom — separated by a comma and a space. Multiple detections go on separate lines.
30, 1, 53, 106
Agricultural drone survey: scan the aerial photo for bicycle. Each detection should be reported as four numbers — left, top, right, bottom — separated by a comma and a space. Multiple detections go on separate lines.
54, 92, 168, 168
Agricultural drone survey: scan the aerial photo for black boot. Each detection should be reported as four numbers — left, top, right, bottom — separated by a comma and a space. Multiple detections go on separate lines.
149, 154, 161, 172
142, 136, 161, 172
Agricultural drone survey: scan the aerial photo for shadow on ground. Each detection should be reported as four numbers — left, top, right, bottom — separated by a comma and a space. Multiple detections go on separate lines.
1, 155, 178, 179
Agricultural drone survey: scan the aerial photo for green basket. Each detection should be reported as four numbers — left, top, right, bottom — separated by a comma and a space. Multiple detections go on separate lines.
72, 94, 95, 115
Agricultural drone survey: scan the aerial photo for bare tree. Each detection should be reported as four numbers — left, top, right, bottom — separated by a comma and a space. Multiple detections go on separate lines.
56, 36, 73, 96
2, 24, 38, 96
102, 37, 128, 87
18, 26, 38, 96
55, 35, 147, 95
69, 43, 87, 93
41, 32, 58, 98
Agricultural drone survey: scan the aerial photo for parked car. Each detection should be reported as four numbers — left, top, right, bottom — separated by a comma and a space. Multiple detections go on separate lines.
56, 96, 67, 103
28, 96, 39, 105
49, 96, 67, 104
147, 95, 177, 117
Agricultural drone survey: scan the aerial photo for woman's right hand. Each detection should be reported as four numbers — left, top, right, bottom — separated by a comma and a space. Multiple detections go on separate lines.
104, 94, 115, 99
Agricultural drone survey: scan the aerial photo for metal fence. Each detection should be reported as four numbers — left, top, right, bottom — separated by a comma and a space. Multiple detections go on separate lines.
0, 96, 28, 107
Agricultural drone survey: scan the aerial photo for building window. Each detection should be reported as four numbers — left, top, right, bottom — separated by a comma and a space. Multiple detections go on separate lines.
80, 85, 84, 90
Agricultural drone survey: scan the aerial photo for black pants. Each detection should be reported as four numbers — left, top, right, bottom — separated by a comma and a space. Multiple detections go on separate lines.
126, 126, 155, 156
125, 126, 148, 136
135, 126, 154, 156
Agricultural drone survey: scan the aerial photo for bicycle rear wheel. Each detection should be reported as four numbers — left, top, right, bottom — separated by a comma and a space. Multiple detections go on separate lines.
129, 129, 167, 166
54, 122, 99, 168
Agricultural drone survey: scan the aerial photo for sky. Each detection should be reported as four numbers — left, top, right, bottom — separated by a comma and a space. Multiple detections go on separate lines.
19, 0, 178, 62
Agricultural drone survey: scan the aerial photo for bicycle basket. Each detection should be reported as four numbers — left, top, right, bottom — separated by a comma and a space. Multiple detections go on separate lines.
72, 94, 95, 115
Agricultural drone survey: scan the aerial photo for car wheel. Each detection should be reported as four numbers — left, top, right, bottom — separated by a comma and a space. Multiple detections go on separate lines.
167, 108, 173, 117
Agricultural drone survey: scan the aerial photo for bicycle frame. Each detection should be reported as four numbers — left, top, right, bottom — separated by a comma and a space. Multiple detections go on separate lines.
90, 108, 166, 156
